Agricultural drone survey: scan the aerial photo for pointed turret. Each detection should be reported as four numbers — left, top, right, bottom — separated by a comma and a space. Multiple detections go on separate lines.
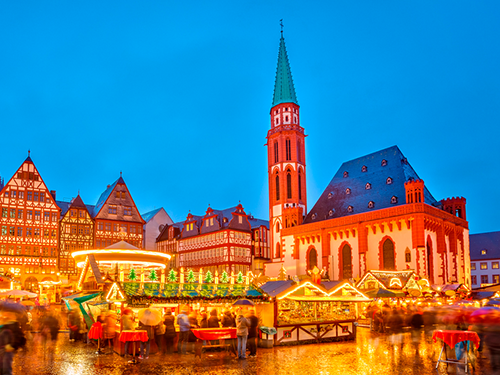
272, 36, 298, 107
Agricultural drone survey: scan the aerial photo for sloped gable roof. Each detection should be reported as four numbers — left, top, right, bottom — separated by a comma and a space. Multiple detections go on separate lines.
93, 177, 123, 217
304, 146, 438, 224
141, 208, 163, 223
470, 231, 500, 260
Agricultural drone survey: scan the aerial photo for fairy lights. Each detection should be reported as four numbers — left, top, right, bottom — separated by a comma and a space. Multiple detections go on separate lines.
72, 249, 171, 259
277, 281, 327, 300
106, 282, 125, 301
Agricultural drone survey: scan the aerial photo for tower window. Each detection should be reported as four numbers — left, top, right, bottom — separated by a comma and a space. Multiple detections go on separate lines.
285, 115, 289, 122
286, 171, 292, 199
346, 188, 351, 195
386, 177, 393, 185
347, 206, 353, 213
368, 201, 375, 209
365, 183, 371, 190
382, 159, 388, 167
286, 139, 291, 161
275, 174, 280, 201
362, 165, 367, 172
298, 172, 302, 200
274, 142, 279, 163
343, 171, 349, 178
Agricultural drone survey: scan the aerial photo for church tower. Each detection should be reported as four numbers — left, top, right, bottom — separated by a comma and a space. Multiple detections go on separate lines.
267, 33, 307, 260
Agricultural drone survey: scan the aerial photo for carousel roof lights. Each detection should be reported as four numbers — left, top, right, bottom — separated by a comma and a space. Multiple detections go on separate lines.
72, 249, 171, 260
76, 260, 167, 269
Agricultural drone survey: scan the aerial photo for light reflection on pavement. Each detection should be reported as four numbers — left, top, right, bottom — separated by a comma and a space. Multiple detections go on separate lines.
13, 328, 492, 374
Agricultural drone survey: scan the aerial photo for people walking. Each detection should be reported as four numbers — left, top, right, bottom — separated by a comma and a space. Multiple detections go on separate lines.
164, 311, 176, 354
236, 310, 249, 359
103, 311, 117, 353
222, 310, 237, 355
177, 309, 190, 354
138, 320, 154, 360
246, 310, 259, 357
154, 318, 166, 354
121, 309, 135, 356
0, 312, 25, 375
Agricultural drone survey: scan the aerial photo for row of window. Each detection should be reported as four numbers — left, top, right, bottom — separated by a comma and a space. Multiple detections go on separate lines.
275, 170, 304, 201
342, 160, 389, 178
25, 266, 56, 274
1, 208, 58, 222
115, 191, 127, 199
182, 231, 250, 246
69, 209, 87, 218
1, 226, 57, 239
97, 222, 140, 233
471, 262, 499, 270
311, 197, 399, 219
181, 247, 249, 262
64, 225, 91, 235
3, 189, 50, 202
472, 275, 500, 285
108, 205, 132, 215
272, 140, 303, 164
0, 244, 56, 256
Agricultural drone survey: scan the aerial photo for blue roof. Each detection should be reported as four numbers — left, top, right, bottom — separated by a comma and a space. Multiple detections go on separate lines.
304, 146, 438, 224
272, 36, 298, 107
141, 208, 163, 223
470, 231, 500, 260
93, 176, 124, 217
56, 200, 71, 217
260, 280, 293, 296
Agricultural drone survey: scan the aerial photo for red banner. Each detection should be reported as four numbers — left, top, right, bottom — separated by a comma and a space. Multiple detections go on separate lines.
191, 328, 237, 340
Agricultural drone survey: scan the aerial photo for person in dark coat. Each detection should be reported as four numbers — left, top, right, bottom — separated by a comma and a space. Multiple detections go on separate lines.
200, 313, 208, 328
137, 321, 154, 359
208, 309, 220, 328
221, 310, 236, 354
246, 310, 259, 357
163, 311, 176, 354
0, 312, 23, 375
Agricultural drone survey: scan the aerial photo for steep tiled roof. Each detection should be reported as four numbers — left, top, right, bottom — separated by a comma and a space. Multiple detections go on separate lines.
304, 146, 438, 224
56, 200, 71, 217
470, 231, 500, 260
93, 176, 124, 217
272, 36, 298, 107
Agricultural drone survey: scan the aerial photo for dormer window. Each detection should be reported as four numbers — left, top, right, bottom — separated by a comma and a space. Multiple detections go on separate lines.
346, 188, 351, 195
482, 249, 487, 255
391, 196, 398, 204
328, 209, 335, 217
386, 177, 393, 185
365, 183, 371, 190
362, 165, 367, 172
368, 201, 375, 209
328, 192, 334, 199
223, 218, 228, 223
347, 206, 353, 213
311, 213, 317, 220
343, 171, 349, 178
381, 159, 388, 167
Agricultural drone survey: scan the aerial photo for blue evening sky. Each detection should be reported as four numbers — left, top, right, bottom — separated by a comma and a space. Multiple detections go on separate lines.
1, 1, 499, 235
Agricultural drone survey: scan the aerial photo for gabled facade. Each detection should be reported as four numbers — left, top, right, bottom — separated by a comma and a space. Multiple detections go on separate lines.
142, 207, 173, 250
0, 154, 60, 288
58, 194, 95, 276
470, 231, 500, 287
93, 176, 145, 249
156, 204, 270, 275
264, 35, 470, 287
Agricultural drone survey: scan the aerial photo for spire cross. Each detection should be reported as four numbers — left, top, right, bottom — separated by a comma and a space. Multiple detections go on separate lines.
280, 19, 283, 36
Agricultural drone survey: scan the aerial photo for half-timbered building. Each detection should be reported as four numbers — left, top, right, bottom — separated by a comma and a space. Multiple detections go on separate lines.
264, 35, 471, 286
0, 154, 60, 290
156, 204, 270, 275
57, 194, 95, 277
93, 175, 145, 249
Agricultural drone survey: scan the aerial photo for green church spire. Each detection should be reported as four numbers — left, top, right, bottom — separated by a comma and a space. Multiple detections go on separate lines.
272, 35, 298, 107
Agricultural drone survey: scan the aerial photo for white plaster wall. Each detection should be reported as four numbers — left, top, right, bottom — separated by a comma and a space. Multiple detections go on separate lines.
143, 209, 173, 250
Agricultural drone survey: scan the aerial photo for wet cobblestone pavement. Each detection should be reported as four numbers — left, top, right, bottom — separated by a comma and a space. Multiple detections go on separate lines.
12, 328, 494, 374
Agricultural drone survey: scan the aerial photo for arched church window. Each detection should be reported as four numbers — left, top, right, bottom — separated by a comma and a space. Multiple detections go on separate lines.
276, 222, 280, 233
275, 243, 281, 259
298, 171, 302, 200
308, 248, 318, 270
382, 239, 395, 270
342, 244, 352, 279
405, 248, 411, 263
274, 142, 279, 163
285, 139, 291, 161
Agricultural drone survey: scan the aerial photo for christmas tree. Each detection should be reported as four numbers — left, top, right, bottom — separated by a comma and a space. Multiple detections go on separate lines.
167, 269, 177, 282
128, 268, 137, 281
278, 265, 287, 281
204, 270, 213, 283
149, 269, 158, 281
187, 269, 196, 283
236, 271, 244, 283
220, 270, 229, 283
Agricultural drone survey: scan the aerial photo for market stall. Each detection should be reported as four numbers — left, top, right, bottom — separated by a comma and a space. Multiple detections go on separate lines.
260, 280, 371, 345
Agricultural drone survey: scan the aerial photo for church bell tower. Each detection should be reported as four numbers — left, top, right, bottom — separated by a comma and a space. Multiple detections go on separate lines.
267, 32, 307, 260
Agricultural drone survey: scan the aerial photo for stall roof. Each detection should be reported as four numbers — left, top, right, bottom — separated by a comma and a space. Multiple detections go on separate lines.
259, 280, 294, 297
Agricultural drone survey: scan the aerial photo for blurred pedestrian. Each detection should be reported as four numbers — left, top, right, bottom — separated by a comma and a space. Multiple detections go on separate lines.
388, 308, 404, 346
41, 311, 60, 348
485, 325, 500, 374
138, 320, 154, 360
200, 313, 208, 328
222, 310, 236, 354
164, 311, 176, 354
208, 309, 220, 328
103, 311, 117, 353
177, 309, 190, 354
188, 311, 199, 353
236, 310, 249, 359
246, 310, 259, 357
121, 309, 135, 356
0, 311, 25, 375
154, 317, 166, 354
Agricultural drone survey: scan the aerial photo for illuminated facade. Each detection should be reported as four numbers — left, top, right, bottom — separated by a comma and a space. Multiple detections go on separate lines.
93, 176, 145, 249
157, 204, 270, 275
264, 35, 471, 286
0, 154, 60, 290
58, 194, 95, 276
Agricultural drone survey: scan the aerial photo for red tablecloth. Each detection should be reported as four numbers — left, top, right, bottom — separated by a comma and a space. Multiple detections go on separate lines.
88, 323, 103, 339
191, 328, 237, 340
119, 330, 148, 343
432, 330, 480, 349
